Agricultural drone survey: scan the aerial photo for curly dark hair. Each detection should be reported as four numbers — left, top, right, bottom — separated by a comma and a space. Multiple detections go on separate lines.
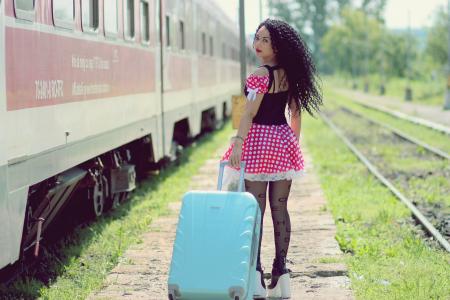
255, 19, 322, 116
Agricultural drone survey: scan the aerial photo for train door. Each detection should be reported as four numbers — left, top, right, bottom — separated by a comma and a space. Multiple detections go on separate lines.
157, 0, 167, 157
0, 0, 12, 270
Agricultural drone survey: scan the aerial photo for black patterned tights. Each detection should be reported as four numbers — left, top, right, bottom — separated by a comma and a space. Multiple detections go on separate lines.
245, 179, 292, 272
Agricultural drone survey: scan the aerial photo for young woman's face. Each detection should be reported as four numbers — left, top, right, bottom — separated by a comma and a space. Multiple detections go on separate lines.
253, 26, 275, 60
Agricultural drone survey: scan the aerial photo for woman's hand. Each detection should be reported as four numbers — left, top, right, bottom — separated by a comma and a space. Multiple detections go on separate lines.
229, 141, 243, 168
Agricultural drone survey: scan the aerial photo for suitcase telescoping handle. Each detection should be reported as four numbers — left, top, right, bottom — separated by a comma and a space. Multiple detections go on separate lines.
217, 161, 246, 192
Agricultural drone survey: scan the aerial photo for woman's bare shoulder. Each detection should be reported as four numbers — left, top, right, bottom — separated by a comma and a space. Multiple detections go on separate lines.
251, 66, 269, 77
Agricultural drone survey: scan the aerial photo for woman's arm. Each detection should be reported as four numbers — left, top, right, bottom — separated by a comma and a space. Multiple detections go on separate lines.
235, 89, 265, 138
229, 93, 264, 167
289, 99, 301, 140
229, 68, 268, 167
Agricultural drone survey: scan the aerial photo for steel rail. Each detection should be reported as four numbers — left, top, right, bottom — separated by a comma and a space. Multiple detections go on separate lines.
338, 106, 450, 160
347, 98, 450, 136
320, 112, 450, 253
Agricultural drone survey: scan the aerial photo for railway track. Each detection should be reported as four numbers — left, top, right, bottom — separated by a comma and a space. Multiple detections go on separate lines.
340, 106, 450, 160
345, 97, 450, 136
320, 105, 450, 252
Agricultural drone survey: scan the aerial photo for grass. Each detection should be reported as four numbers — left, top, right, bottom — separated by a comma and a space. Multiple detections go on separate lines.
302, 110, 450, 299
327, 75, 446, 106
0, 122, 233, 300
324, 88, 450, 154
321, 88, 450, 210
317, 257, 344, 264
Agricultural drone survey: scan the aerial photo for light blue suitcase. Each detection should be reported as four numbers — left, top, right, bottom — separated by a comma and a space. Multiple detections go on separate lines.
168, 161, 261, 300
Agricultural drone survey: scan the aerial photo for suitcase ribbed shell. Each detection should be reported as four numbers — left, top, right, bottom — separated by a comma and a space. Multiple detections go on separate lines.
168, 190, 261, 300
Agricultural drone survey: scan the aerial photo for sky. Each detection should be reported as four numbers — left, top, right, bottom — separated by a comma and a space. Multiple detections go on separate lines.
384, 0, 447, 29
214, 0, 448, 32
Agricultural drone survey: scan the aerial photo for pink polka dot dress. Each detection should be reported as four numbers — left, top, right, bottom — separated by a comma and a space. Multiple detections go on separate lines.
221, 65, 305, 181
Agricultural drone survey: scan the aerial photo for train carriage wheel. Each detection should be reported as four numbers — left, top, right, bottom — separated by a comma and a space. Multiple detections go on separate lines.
87, 174, 107, 217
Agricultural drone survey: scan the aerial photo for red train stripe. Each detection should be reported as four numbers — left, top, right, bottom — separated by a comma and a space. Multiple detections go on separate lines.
6, 27, 156, 111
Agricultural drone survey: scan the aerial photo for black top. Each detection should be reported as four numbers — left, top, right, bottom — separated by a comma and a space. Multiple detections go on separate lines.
244, 65, 289, 126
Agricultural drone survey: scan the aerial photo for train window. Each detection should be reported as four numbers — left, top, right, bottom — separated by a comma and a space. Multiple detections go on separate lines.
165, 15, 170, 46
155, 0, 160, 41
82, 0, 99, 32
15, 0, 33, 10
124, 0, 135, 39
179, 21, 185, 50
201, 32, 206, 55
53, 0, 75, 29
104, 0, 118, 37
209, 36, 213, 56
14, 0, 35, 21
141, 0, 150, 44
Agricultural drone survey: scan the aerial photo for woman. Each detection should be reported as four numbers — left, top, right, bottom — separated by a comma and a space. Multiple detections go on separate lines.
221, 19, 322, 298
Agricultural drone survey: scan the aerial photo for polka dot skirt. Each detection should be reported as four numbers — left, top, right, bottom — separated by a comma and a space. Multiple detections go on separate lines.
221, 123, 305, 181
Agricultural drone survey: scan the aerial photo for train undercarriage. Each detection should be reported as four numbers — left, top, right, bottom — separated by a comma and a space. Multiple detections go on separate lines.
14, 106, 223, 270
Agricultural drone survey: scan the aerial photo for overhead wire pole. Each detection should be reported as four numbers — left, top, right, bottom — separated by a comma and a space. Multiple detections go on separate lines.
364, 13, 369, 93
352, 37, 357, 89
445, 0, 450, 109
405, 10, 412, 101
239, 0, 247, 92
380, 30, 386, 95
259, 0, 263, 22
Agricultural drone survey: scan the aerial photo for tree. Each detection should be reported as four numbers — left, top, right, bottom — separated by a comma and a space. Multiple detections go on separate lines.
361, 0, 387, 22
425, 7, 448, 69
321, 8, 384, 76
336, 0, 351, 10
268, 0, 299, 30
383, 31, 418, 78
269, 0, 329, 70
321, 6, 419, 78
268, 0, 387, 72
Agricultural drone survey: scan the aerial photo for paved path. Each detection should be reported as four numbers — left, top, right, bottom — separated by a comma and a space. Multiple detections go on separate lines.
337, 88, 450, 128
88, 142, 354, 300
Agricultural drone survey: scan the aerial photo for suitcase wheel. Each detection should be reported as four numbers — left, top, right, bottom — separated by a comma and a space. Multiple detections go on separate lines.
168, 284, 180, 299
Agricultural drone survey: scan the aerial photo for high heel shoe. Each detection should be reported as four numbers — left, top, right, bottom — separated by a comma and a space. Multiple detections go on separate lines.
254, 268, 267, 299
267, 257, 291, 299
267, 273, 290, 299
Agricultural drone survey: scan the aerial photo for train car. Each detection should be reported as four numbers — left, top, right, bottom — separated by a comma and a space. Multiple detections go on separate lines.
0, 0, 248, 272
